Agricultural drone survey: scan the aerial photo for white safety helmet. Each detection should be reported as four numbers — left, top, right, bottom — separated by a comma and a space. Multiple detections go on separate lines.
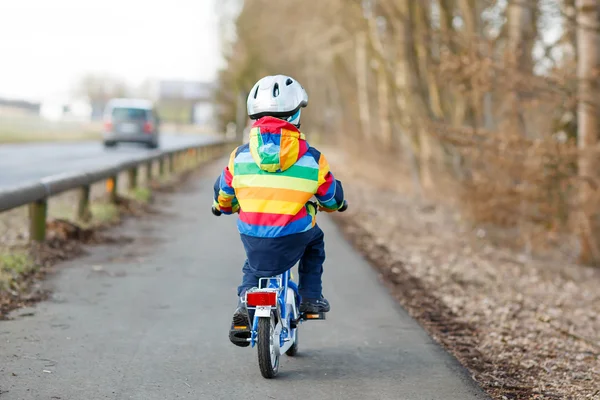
247, 75, 308, 126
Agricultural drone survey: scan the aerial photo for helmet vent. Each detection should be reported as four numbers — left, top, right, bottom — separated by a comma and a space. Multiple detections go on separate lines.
286, 78, 293, 86
273, 83, 280, 97
253, 85, 260, 99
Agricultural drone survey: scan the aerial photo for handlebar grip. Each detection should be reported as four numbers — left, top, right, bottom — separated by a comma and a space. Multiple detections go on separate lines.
338, 201, 348, 212
211, 207, 222, 216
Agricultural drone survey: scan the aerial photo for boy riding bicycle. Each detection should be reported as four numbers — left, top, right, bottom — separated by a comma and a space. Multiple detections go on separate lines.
212, 75, 345, 347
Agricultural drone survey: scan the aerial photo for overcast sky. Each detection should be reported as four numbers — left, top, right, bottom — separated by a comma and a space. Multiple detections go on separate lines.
0, 0, 222, 101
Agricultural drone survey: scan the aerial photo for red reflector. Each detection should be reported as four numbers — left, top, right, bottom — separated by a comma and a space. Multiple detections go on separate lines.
246, 291, 277, 307
104, 120, 113, 131
143, 122, 153, 133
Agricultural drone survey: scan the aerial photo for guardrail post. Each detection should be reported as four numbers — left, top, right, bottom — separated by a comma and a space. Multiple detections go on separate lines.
159, 157, 165, 177
128, 167, 138, 190
146, 161, 153, 184
188, 150, 194, 169
29, 199, 47, 242
77, 185, 91, 221
169, 154, 175, 173
107, 175, 118, 203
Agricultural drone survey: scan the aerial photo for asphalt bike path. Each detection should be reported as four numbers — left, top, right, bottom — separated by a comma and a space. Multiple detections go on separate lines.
0, 161, 489, 399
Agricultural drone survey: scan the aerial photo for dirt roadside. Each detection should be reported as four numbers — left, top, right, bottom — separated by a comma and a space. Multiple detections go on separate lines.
326, 149, 600, 400
0, 169, 196, 319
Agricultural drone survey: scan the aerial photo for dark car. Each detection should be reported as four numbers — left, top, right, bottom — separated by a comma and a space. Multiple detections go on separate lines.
103, 99, 160, 149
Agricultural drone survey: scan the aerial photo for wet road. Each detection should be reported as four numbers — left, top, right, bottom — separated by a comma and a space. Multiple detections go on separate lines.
0, 133, 218, 189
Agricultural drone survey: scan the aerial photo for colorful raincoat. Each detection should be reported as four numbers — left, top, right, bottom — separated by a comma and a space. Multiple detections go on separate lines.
213, 116, 344, 238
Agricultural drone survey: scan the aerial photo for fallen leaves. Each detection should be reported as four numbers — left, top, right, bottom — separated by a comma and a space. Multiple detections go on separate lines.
329, 149, 600, 400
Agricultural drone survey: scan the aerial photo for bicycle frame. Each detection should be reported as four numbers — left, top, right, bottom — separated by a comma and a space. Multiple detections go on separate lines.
211, 199, 346, 378
245, 269, 300, 354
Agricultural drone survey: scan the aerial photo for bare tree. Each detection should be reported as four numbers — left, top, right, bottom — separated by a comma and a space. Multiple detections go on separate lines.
214, 0, 600, 263
576, 0, 600, 264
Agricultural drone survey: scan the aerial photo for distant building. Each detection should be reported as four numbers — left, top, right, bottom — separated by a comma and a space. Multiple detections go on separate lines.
0, 97, 40, 115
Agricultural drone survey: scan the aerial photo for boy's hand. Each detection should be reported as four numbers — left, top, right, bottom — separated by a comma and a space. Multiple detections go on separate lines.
211, 202, 240, 215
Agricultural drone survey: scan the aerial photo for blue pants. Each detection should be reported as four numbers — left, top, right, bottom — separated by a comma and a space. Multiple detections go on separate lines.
237, 225, 325, 300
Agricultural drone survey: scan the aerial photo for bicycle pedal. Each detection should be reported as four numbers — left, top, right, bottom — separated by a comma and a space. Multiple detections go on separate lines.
301, 312, 326, 320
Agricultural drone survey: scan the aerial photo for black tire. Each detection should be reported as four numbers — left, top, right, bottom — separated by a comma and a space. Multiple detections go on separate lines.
257, 315, 279, 378
103, 141, 117, 148
285, 326, 298, 356
146, 141, 158, 149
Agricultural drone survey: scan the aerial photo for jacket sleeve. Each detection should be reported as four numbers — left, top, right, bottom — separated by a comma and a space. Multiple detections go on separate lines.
313, 150, 345, 212
213, 149, 240, 214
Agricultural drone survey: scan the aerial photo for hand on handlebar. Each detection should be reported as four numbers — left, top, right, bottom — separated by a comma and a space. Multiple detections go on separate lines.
311, 200, 348, 213
214, 201, 347, 216
211, 206, 240, 216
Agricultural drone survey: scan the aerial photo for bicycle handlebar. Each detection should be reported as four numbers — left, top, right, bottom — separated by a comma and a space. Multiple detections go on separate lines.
211, 200, 348, 217
338, 200, 348, 213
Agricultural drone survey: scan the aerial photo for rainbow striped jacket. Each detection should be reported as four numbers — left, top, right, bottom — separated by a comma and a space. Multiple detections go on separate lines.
213, 117, 344, 238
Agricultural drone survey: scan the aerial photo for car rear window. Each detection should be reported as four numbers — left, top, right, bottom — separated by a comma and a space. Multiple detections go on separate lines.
111, 107, 148, 121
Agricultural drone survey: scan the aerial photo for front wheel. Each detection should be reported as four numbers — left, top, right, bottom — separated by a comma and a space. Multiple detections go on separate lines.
257, 314, 279, 378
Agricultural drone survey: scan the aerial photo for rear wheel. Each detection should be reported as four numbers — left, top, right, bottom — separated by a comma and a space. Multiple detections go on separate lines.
103, 141, 117, 148
257, 314, 279, 378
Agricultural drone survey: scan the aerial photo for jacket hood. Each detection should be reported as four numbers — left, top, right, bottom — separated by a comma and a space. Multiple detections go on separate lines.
248, 116, 309, 172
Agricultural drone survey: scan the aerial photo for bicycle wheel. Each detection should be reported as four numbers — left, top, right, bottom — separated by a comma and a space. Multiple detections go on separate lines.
257, 314, 279, 378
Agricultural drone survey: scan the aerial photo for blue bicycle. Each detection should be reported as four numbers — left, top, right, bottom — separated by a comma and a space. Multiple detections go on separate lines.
212, 200, 347, 378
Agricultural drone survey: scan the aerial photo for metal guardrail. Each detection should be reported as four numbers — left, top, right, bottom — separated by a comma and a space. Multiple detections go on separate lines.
0, 139, 231, 242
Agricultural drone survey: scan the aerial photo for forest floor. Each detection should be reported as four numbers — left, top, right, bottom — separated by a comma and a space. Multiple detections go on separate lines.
327, 148, 600, 400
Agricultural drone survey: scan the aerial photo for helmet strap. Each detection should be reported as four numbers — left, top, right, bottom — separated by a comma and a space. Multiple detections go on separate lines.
286, 109, 301, 128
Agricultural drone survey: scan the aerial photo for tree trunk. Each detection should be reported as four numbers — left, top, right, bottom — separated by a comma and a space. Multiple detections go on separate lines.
377, 62, 393, 147
576, 0, 600, 265
507, 0, 536, 72
409, 1, 436, 191
355, 32, 371, 139
504, 0, 537, 136
377, 0, 424, 198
